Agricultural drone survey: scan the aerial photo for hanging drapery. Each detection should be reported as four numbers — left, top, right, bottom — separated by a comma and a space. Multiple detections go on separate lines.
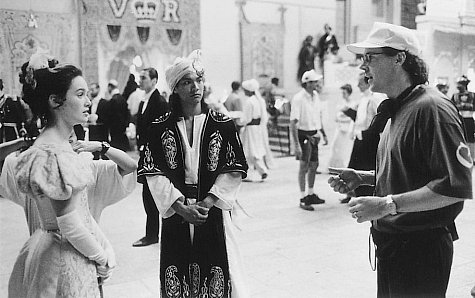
107, 24, 121, 42
166, 29, 182, 46
136, 26, 150, 44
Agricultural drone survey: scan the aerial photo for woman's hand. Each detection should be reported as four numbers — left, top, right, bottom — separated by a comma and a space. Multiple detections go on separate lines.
96, 264, 115, 283
96, 246, 116, 283
71, 140, 101, 154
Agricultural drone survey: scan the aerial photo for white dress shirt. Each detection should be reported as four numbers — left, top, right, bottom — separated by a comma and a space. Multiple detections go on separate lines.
141, 88, 156, 114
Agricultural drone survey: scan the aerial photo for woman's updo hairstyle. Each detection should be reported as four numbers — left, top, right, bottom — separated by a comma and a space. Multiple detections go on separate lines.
19, 53, 82, 126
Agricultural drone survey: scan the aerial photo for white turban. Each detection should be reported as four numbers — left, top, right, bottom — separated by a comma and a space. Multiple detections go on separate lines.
165, 49, 204, 92
241, 79, 259, 93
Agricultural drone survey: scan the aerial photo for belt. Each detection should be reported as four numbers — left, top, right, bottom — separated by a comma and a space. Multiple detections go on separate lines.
248, 118, 261, 126
2, 122, 18, 127
183, 184, 198, 199
371, 226, 450, 244
460, 110, 474, 118
44, 228, 60, 233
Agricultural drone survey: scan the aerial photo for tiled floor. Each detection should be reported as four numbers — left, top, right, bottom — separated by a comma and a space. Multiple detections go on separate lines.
1, 146, 475, 297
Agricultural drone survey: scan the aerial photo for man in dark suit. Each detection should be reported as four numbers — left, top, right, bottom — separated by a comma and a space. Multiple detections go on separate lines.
88, 83, 111, 159
133, 67, 169, 247
108, 79, 130, 152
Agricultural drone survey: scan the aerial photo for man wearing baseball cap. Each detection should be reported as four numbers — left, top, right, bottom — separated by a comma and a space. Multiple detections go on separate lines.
328, 22, 472, 297
290, 69, 328, 211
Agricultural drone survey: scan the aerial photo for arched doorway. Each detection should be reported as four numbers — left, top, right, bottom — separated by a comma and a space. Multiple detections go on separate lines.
107, 46, 142, 92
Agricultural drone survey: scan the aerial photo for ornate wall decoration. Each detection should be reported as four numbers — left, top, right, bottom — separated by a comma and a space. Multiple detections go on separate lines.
238, 2, 285, 84
241, 21, 284, 83
11, 35, 49, 63
107, 25, 122, 42
131, 0, 160, 23
0, 0, 198, 93
80, 0, 200, 89
137, 26, 150, 44
0, 9, 78, 95
251, 36, 276, 78
108, 0, 129, 18
78, 0, 201, 88
166, 29, 182, 45
161, 0, 180, 23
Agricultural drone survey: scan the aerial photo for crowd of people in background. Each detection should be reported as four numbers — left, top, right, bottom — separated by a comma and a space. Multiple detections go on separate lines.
1, 20, 475, 298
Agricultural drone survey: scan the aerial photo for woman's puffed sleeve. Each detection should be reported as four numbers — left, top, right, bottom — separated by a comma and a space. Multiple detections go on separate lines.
15, 147, 92, 200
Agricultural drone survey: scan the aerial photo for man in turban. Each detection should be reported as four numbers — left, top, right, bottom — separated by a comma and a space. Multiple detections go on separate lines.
240, 79, 269, 181
137, 50, 249, 297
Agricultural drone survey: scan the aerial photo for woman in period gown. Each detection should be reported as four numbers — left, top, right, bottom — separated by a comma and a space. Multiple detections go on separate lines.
8, 55, 130, 298
0, 128, 137, 235
328, 84, 355, 168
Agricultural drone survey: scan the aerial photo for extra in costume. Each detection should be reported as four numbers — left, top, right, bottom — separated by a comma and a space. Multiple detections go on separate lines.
452, 90, 475, 142
8, 144, 102, 297
138, 110, 248, 298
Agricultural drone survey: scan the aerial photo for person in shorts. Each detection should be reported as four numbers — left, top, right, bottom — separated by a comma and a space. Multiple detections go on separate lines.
290, 69, 327, 211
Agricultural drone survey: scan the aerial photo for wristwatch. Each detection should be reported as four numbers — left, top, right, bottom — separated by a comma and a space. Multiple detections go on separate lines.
100, 141, 110, 155
385, 195, 397, 215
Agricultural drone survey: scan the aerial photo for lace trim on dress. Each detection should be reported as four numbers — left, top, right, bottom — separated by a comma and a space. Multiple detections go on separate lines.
15, 144, 94, 200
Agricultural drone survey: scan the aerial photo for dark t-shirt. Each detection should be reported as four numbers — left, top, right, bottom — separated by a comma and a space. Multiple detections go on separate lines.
374, 85, 473, 233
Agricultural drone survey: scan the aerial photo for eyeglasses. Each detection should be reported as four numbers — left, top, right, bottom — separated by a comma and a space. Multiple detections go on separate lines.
361, 53, 384, 64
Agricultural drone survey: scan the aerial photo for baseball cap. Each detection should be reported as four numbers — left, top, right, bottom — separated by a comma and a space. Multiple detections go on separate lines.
301, 70, 323, 84
347, 22, 421, 56
108, 79, 119, 87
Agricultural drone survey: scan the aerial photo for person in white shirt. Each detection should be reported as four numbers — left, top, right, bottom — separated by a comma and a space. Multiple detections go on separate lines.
328, 83, 356, 169
240, 79, 269, 181
224, 81, 244, 131
339, 72, 385, 204
290, 70, 328, 211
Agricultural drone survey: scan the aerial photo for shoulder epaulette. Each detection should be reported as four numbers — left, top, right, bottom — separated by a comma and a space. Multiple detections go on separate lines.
152, 112, 171, 124
209, 109, 232, 123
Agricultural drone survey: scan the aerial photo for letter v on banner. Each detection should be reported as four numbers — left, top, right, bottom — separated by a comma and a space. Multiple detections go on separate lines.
108, 0, 128, 18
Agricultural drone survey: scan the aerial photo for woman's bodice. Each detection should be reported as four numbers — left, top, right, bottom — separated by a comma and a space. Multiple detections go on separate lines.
15, 143, 94, 231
